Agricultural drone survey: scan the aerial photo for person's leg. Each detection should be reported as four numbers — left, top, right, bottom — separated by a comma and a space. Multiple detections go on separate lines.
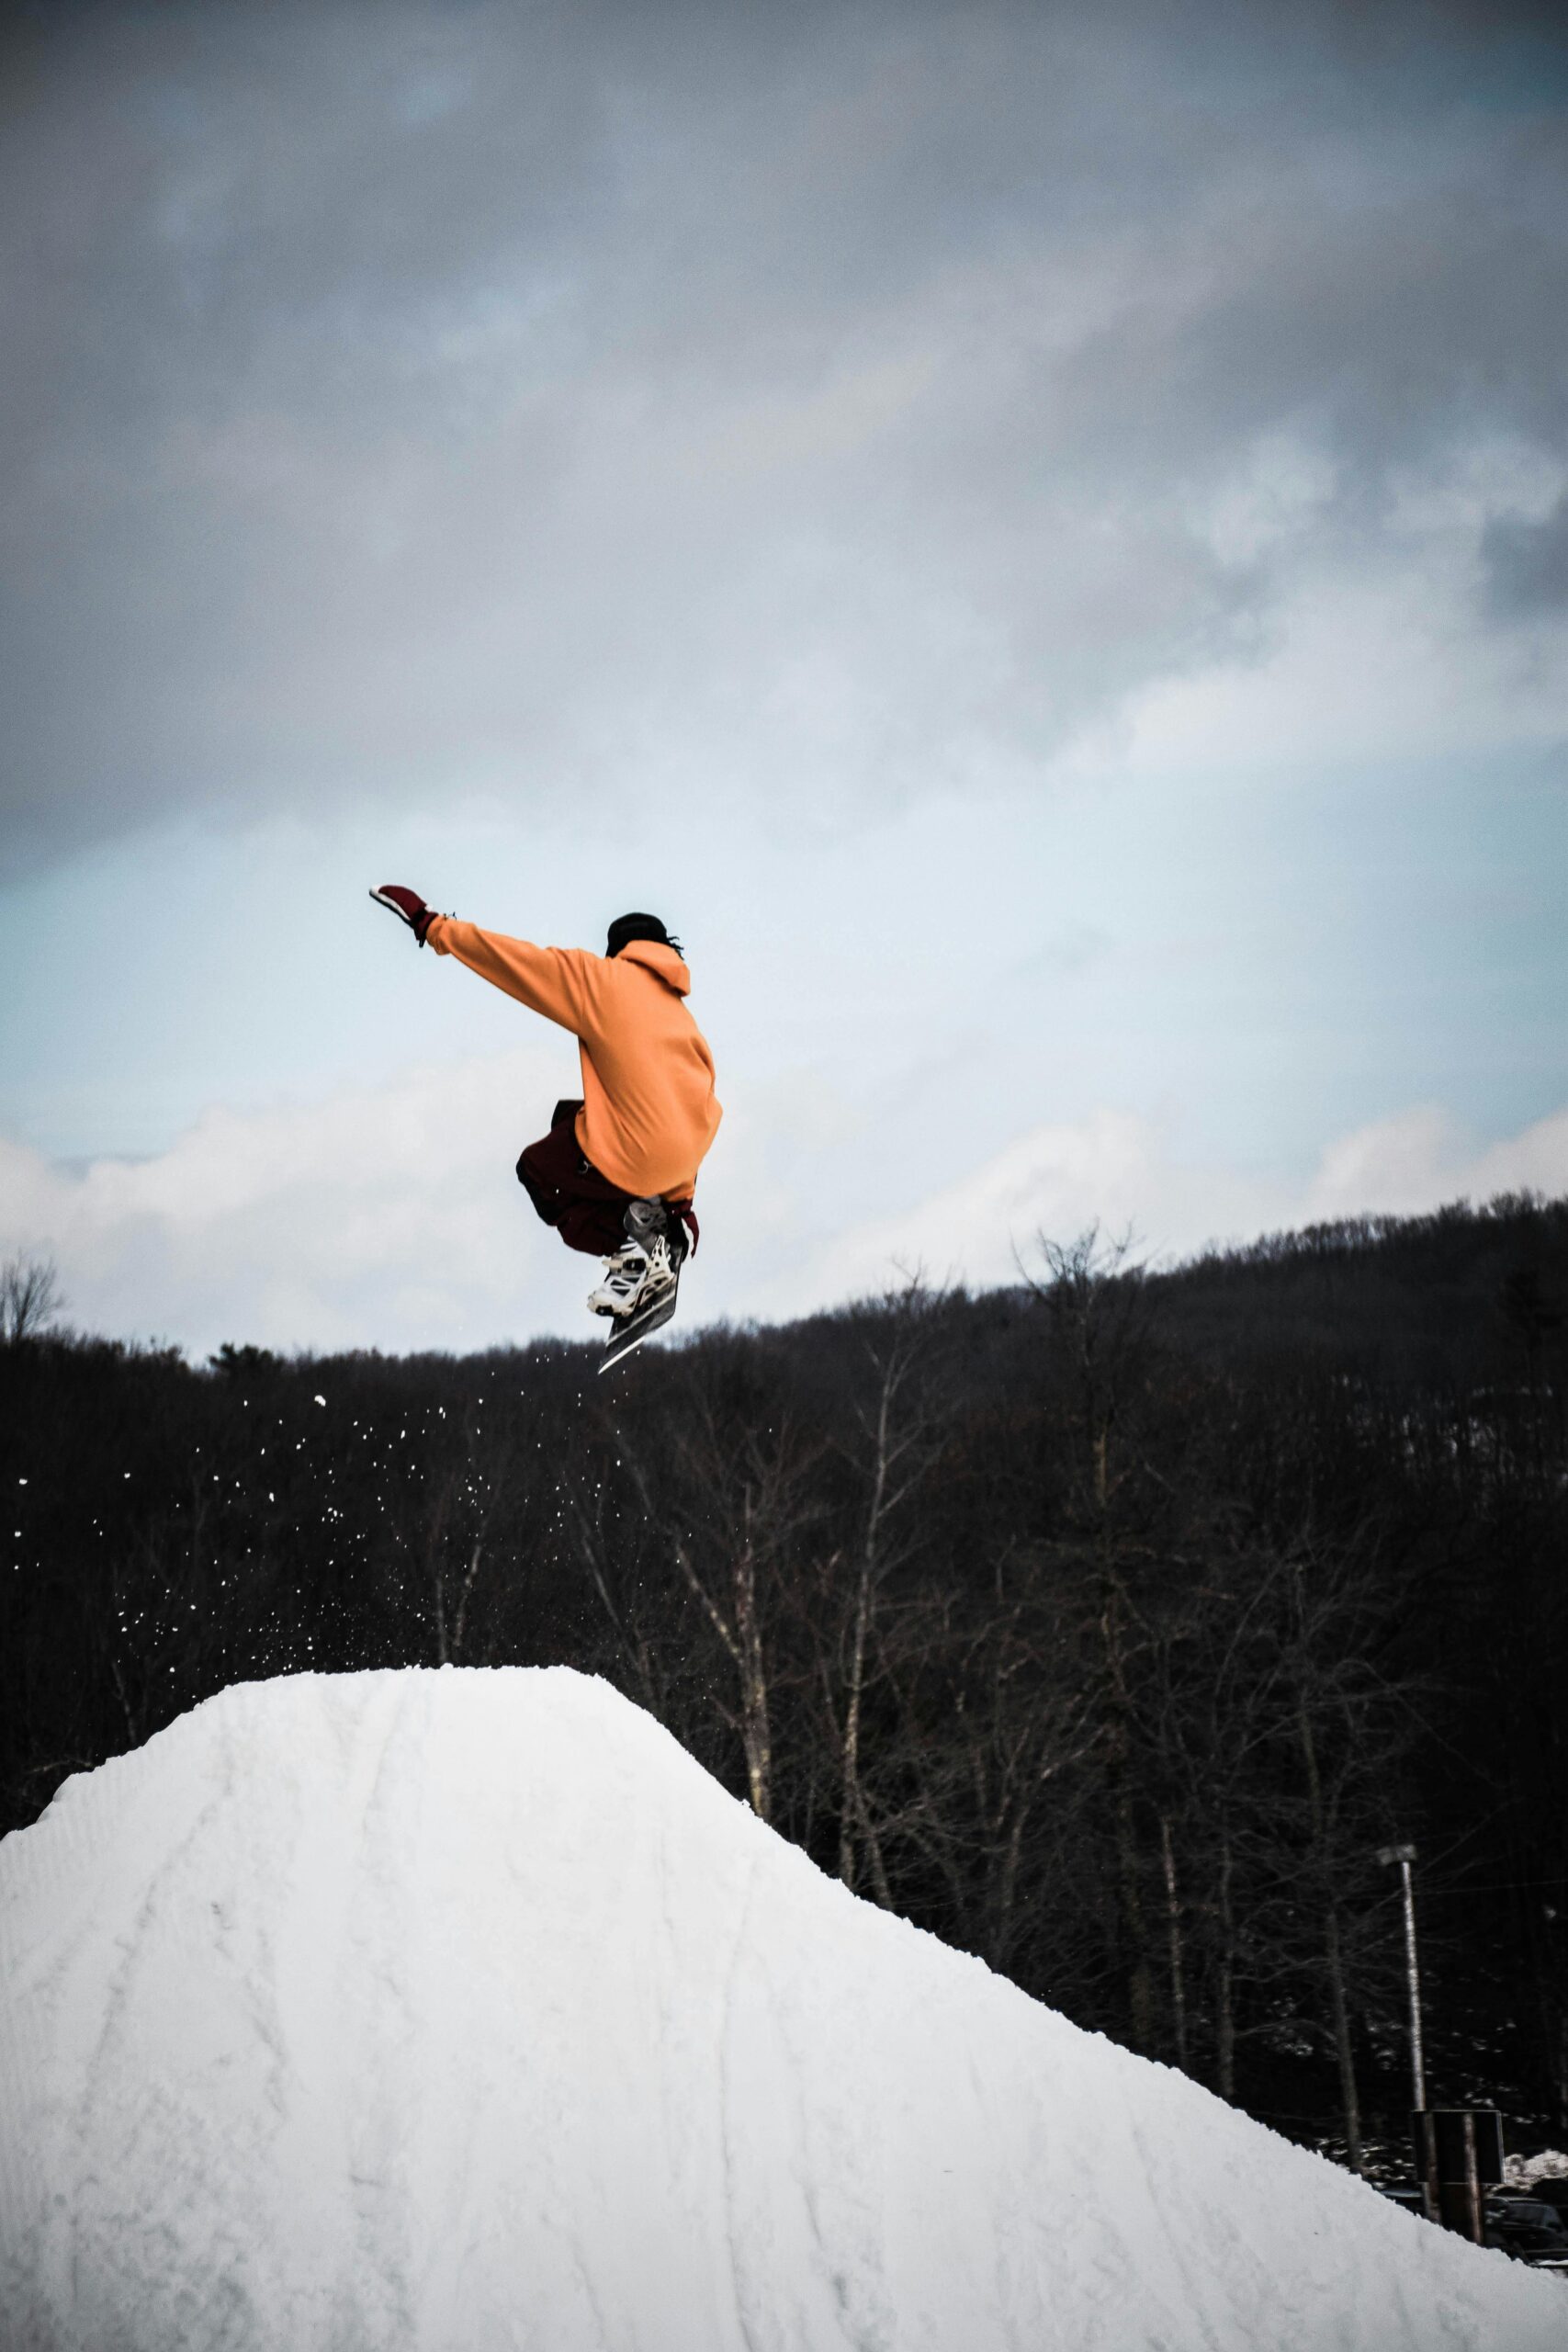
515, 1116, 635, 1257
556, 1194, 634, 1254
515, 1122, 574, 1227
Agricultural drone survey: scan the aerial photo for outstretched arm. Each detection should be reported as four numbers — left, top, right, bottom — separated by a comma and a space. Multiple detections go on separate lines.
370, 885, 592, 1033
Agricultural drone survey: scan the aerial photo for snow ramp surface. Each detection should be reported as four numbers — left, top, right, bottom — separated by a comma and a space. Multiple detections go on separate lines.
1, 1668, 1560, 2352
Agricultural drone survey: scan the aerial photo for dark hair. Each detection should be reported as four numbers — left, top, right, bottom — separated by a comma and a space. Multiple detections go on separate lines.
606, 912, 682, 958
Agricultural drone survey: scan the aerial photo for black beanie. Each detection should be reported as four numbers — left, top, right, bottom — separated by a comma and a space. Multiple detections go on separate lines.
606, 911, 682, 957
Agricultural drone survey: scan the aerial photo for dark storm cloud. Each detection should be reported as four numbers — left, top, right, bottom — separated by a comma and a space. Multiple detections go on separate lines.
2, 0, 1565, 865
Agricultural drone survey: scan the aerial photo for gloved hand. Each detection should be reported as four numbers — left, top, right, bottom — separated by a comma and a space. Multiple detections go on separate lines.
369, 884, 439, 945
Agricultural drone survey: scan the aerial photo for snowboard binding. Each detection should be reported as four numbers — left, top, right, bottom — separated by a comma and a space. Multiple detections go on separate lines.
587, 1200, 686, 1320
592, 1198, 690, 1373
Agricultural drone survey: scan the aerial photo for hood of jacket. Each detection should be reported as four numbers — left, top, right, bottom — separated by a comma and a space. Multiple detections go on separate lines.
617, 938, 691, 996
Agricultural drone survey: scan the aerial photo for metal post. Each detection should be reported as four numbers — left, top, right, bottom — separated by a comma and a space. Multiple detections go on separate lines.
1379, 1842, 1426, 2113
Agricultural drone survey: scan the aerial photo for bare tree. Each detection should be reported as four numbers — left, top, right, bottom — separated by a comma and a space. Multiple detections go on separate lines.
563, 1435, 679, 1722
1023, 1227, 1162, 2049
1145, 1527, 1423, 2160
0, 1250, 64, 1343
613, 1400, 823, 1824
422, 1401, 524, 1666
946, 1551, 1104, 1973
827, 1282, 951, 1901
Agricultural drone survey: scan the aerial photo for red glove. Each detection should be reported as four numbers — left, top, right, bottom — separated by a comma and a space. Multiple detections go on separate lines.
369, 885, 439, 946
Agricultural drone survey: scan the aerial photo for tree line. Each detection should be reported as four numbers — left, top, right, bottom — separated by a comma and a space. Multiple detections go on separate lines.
3, 1192, 1564, 2169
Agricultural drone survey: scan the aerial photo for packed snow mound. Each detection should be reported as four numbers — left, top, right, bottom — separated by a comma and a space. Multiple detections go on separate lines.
1, 1670, 1559, 2352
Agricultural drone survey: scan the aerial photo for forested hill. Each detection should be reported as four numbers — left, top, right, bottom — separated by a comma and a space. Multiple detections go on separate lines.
1145, 1193, 1568, 1388
4, 1192, 1565, 2170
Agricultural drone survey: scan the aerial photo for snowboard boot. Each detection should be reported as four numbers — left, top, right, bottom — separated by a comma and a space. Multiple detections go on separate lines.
587, 1241, 650, 1318
587, 1200, 683, 1318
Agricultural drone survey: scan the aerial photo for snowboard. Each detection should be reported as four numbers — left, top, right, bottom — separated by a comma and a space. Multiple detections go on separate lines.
598, 1262, 682, 1374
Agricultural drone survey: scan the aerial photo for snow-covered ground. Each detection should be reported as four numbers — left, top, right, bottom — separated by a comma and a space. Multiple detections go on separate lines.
1, 1668, 1561, 2350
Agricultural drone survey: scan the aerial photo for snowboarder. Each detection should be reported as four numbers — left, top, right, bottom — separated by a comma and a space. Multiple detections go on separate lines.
370, 888, 721, 1342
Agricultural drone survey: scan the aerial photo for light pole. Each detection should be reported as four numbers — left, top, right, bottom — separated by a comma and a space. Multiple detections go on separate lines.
1379, 1842, 1427, 2112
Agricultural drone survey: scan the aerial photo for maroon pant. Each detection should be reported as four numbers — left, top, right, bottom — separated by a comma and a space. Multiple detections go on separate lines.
516, 1101, 636, 1256
518, 1100, 701, 1260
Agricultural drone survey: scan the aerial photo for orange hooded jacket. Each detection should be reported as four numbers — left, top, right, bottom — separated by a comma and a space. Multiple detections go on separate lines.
425, 918, 722, 1201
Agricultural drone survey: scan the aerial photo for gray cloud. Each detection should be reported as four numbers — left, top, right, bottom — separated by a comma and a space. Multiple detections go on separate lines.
3, 0, 1566, 866
1485, 494, 1568, 613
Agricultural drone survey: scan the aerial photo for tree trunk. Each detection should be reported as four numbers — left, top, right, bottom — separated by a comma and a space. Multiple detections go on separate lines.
1324, 1896, 1363, 2171
840, 1555, 872, 1887
1216, 1828, 1236, 2102
1102, 1569, 1154, 2051
840, 1357, 908, 1901
1296, 1665, 1363, 2170
990, 1804, 1029, 1969
1161, 1814, 1190, 2071
452, 1540, 484, 1663
733, 1537, 773, 1821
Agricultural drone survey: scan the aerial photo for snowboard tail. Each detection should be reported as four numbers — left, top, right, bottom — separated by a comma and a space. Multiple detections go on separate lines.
598, 1268, 681, 1373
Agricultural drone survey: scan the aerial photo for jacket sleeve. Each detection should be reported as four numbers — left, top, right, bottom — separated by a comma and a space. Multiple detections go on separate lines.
424, 918, 596, 1035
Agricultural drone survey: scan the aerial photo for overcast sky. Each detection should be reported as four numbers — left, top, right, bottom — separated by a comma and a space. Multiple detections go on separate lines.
2, 0, 1565, 1355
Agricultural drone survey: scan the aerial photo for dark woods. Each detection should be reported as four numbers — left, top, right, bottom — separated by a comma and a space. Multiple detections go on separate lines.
4, 1194, 1565, 2166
